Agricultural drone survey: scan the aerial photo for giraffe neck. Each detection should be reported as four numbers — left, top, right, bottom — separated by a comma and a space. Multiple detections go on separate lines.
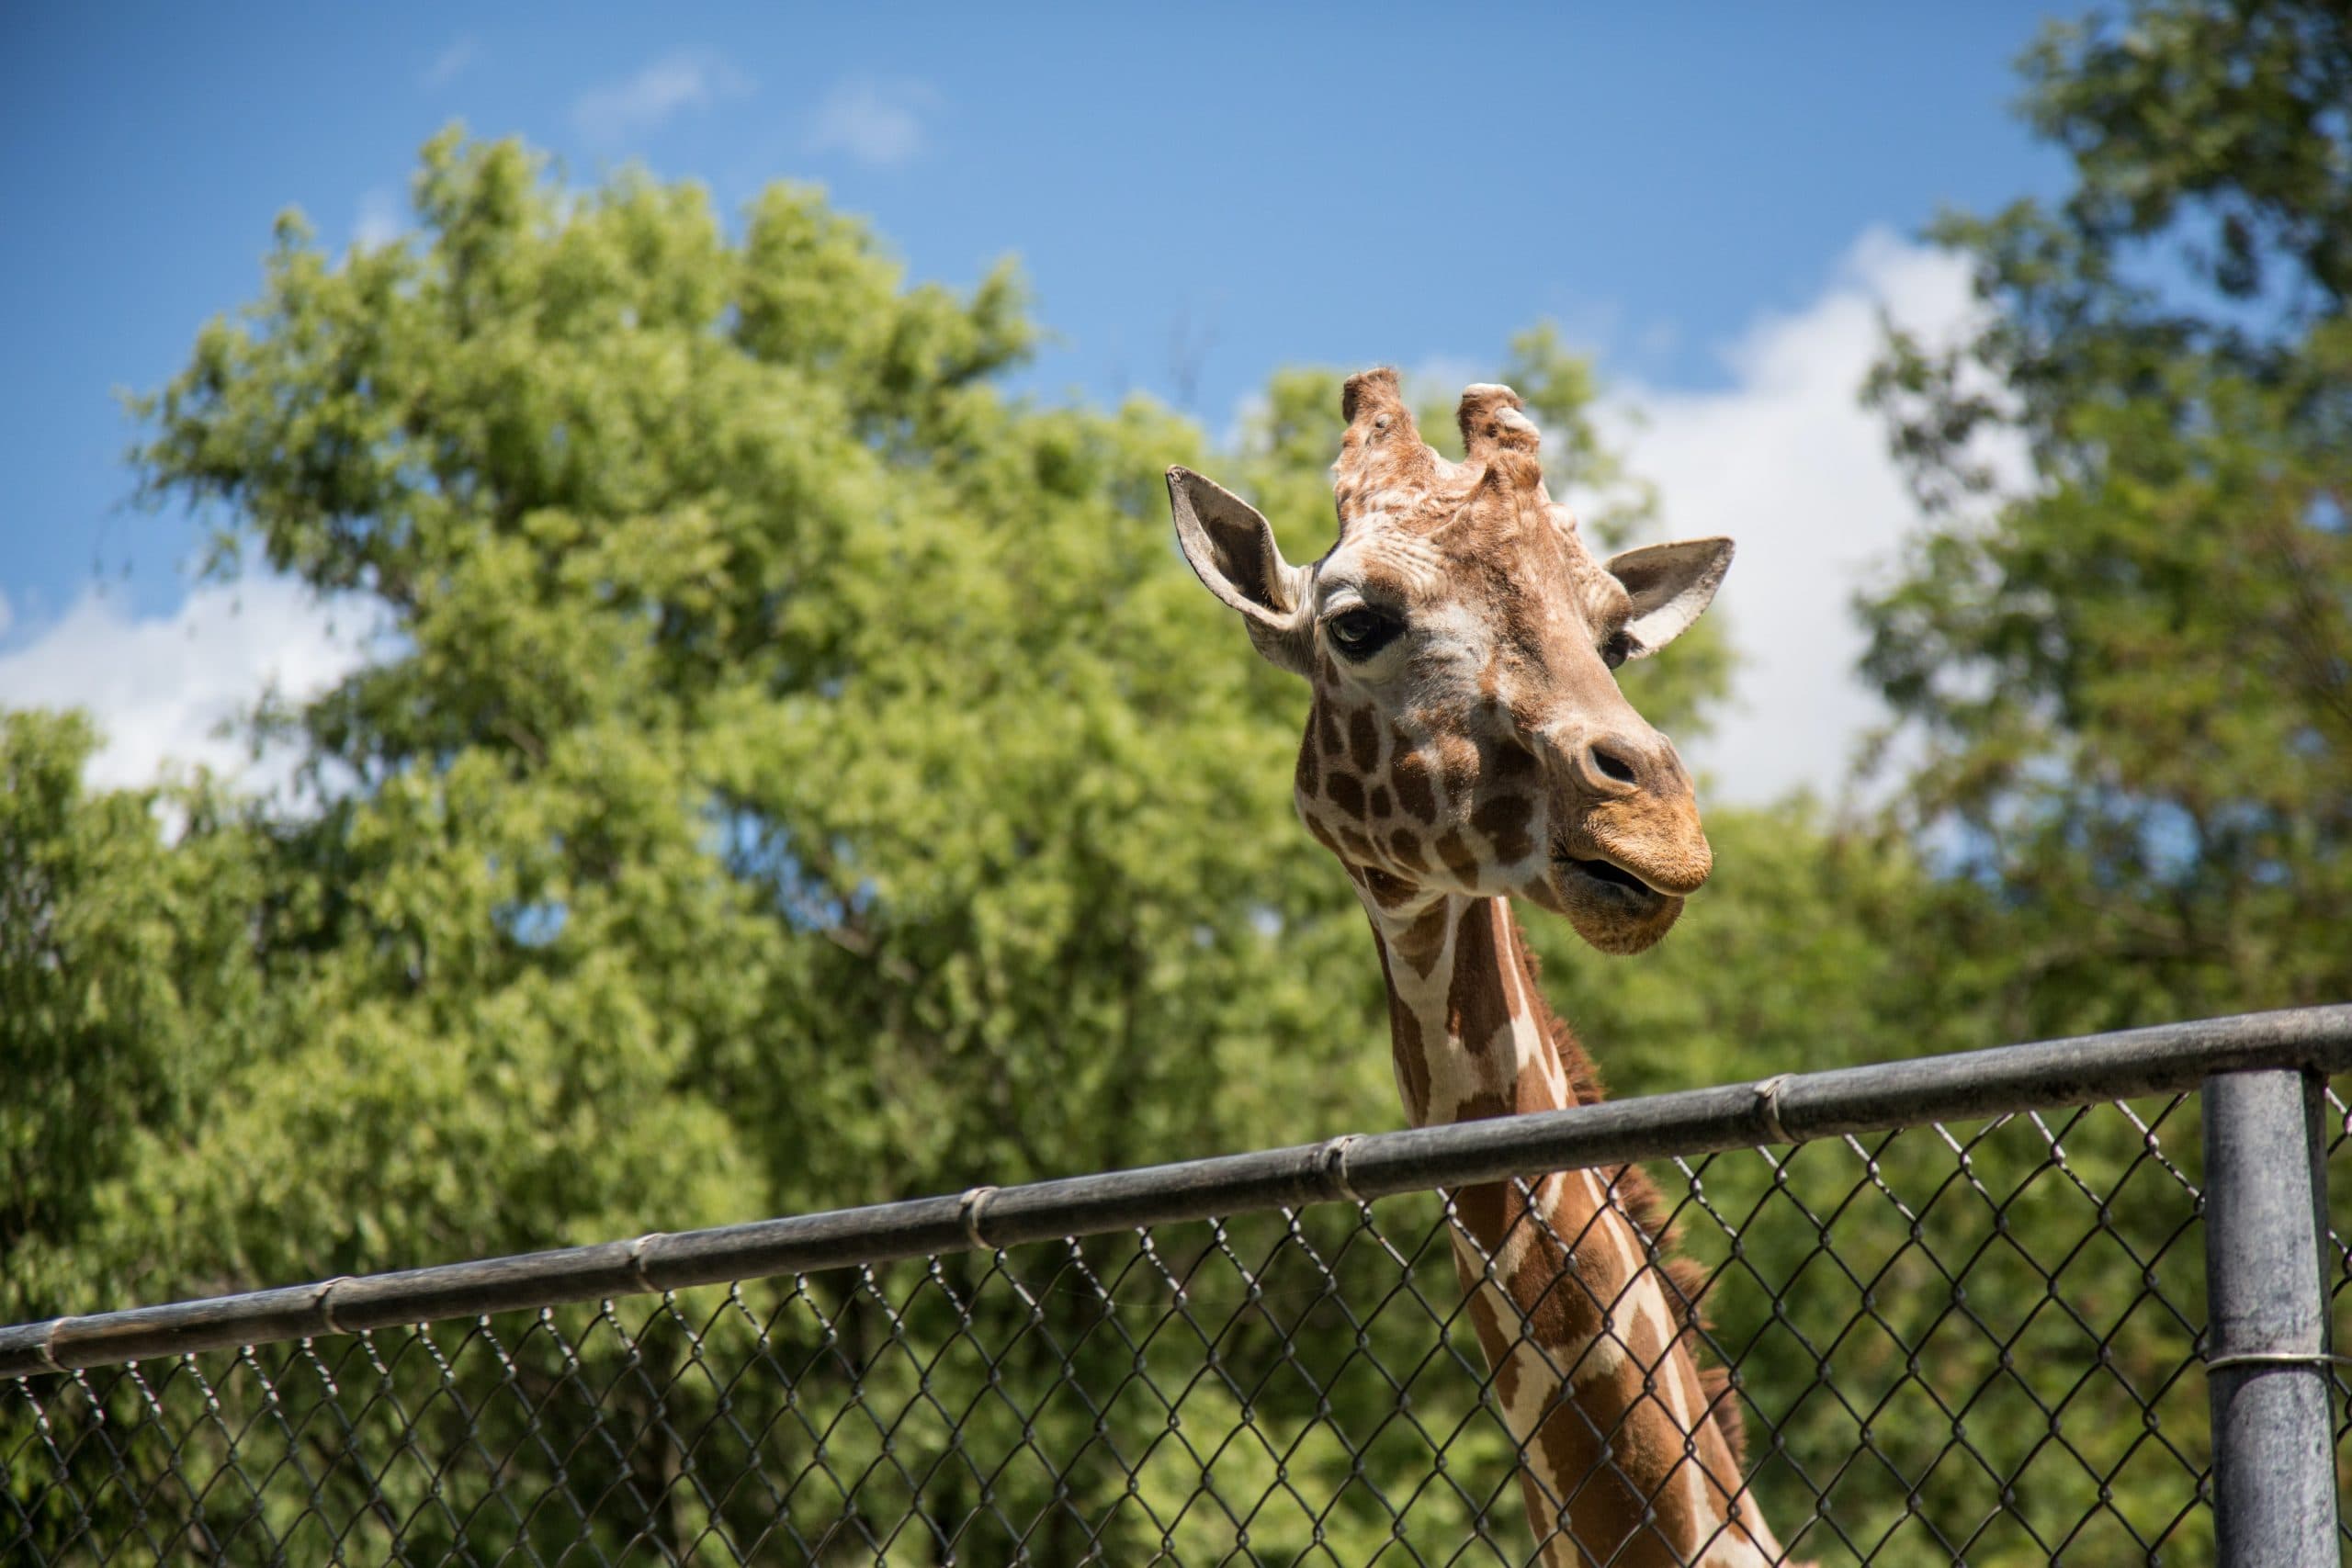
1364, 892, 1786, 1567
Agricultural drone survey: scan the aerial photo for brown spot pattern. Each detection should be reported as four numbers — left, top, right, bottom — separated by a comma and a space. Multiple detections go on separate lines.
1396, 904, 1759, 1563
1437, 732, 1480, 796
1374, 938, 1432, 1122
1434, 829, 1481, 887
1444, 901, 1509, 1062
1473, 793, 1536, 864
1326, 773, 1365, 818
1210, 366, 1771, 1564
1392, 747, 1438, 823
1394, 903, 1451, 976
1495, 739, 1540, 780
1494, 917, 1531, 1021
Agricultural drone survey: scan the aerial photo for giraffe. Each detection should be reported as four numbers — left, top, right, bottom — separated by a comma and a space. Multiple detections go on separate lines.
1166, 367, 1796, 1566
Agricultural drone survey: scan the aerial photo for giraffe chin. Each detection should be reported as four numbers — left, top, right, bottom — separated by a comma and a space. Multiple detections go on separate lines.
1546, 858, 1686, 954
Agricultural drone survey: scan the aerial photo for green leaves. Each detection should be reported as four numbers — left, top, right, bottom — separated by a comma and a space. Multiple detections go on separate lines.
0, 713, 265, 1308
10, 134, 1373, 1312
2021, 2, 2352, 309
4, 127, 1871, 1321
1864, 1, 2352, 1033
17, 60, 2337, 1551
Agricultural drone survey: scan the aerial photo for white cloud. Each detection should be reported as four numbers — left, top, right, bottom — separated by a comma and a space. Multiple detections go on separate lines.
572, 50, 751, 145
422, 35, 479, 90
353, 186, 403, 250
1606, 227, 2015, 806
0, 575, 372, 795
804, 76, 938, 168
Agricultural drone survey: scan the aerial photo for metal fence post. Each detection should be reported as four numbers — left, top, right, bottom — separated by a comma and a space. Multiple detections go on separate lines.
2202, 1067, 2339, 1563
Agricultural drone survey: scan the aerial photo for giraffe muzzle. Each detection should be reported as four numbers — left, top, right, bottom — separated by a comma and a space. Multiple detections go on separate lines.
1545, 793, 1710, 953
1545, 848, 1685, 954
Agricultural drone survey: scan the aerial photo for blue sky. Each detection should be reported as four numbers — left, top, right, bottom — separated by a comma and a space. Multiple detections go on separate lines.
0, 3, 2070, 799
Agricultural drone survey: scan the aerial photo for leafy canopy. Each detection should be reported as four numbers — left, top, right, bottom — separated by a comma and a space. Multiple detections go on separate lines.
1864, 0, 2352, 1032
23, 12, 2347, 1539
4, 126, 1823, 1562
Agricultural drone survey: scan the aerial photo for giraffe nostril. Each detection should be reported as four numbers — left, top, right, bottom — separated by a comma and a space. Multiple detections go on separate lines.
1589, 740, 1641, 788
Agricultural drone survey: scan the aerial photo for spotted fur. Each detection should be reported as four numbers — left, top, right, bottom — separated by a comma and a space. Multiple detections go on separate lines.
1170, 371, 1792, 1565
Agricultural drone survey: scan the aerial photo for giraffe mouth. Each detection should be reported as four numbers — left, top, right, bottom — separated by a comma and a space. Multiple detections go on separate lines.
1563, 855, 1654, 894
1547, 845, 1687, 954
1556, 852, 1671, 903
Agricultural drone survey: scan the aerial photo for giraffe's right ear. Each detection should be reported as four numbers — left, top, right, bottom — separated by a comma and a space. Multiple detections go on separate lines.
1167, 467, 1313, 676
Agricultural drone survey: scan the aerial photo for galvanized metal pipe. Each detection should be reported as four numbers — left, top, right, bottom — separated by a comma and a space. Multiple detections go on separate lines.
2201, 1068, 2341, 1563
3, 1002, 2349, 1380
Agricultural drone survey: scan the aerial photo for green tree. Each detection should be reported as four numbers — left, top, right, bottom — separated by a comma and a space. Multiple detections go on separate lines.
1798, 5, 2352, 1555
0, 713, 266, 1310
1863, 0, 2352, 1037
25, 17, 2329, 1543
106, 130, 1371, 1277
13, 129, 1704, 1562
6, 113, 1847, 1557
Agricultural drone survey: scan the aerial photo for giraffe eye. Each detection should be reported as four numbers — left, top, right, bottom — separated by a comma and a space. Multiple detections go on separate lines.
1600, 631, 1633, 670
1327, 607, 1402, 660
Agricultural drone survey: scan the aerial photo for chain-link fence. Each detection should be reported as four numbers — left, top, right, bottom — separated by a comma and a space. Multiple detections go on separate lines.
6, 1009, 2348, 1565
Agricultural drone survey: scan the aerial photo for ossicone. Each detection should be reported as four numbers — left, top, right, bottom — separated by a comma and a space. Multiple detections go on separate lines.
1457, 383, 1542, 460
1333, 367, 1436, 524
1340, 366, 1403, 424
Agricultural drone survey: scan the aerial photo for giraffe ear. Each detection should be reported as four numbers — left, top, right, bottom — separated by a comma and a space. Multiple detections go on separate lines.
1167, 467, 1314, 675
1604, 537, 1734, 660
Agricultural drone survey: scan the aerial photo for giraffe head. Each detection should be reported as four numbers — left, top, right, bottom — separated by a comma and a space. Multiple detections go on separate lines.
1170, 367, 1731, 954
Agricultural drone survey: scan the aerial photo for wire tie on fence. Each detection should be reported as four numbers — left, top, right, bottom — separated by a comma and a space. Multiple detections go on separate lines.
311, 1278, 352, 1337
1752, 1074, 1794, 1146
958, 1187, 1000, 1252
2203, 1349, 2352, 1372
26, 1318, 67, 1375
628, 1234, 668, 1296
1318, 1135, 1367, 1207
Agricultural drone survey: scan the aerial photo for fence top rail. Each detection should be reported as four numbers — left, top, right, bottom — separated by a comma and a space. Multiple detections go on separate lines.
5, 1003, 2347, 1381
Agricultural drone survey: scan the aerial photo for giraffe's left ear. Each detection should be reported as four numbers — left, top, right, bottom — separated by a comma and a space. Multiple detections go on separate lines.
1167, 467, 1314, 675
1604, 537, 1735, 660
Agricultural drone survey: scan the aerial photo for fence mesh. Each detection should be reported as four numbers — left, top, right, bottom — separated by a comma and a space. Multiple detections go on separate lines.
6, 1088, 2348, 1565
